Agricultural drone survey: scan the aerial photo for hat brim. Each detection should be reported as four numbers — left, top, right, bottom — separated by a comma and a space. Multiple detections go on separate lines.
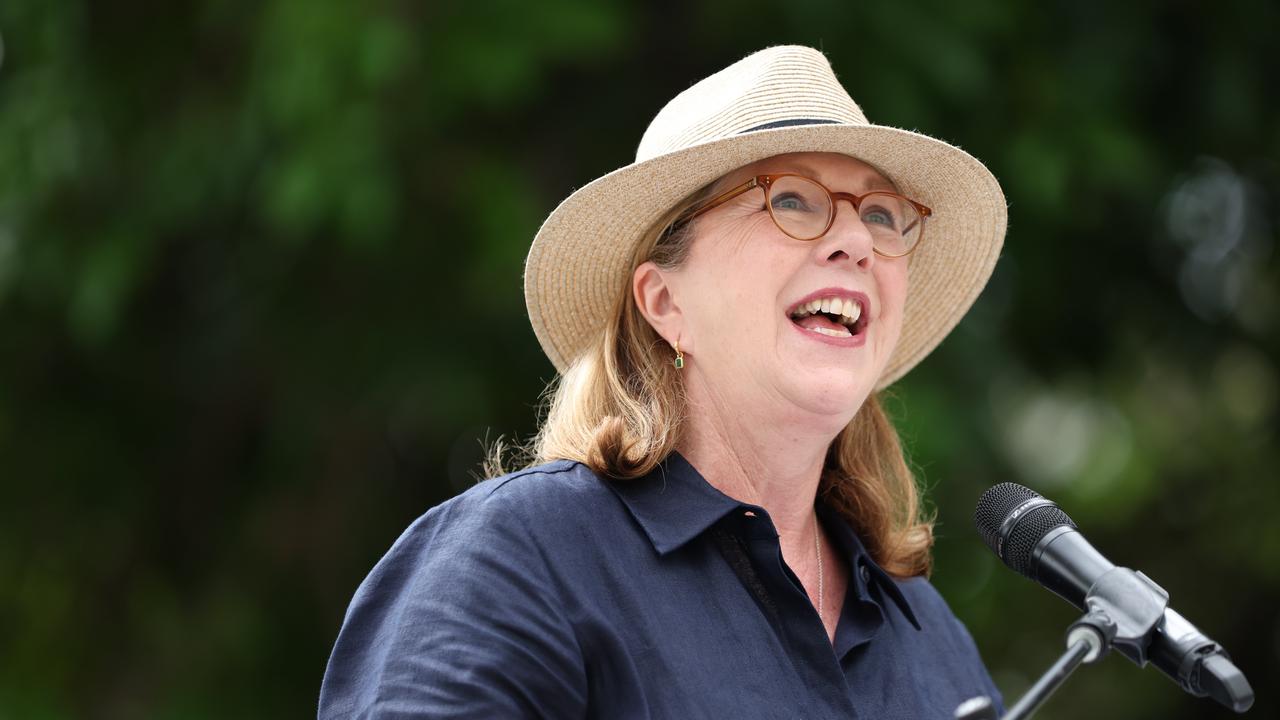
524, 122, 1007, 390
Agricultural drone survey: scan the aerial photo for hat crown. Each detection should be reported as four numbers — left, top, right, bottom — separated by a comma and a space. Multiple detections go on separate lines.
636, 45, 869, 163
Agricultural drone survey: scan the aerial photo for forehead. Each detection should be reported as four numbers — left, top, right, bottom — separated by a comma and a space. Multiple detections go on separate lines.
714, 151, 897, 193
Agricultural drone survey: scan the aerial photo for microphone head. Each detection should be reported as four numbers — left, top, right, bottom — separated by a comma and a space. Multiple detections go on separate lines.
974, 482, 1077, 576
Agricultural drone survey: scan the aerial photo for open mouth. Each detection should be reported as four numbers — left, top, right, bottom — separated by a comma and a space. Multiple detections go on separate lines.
786, 293, 869, 339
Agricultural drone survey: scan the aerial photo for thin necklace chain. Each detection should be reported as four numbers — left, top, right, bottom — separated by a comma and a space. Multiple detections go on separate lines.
815, 512, 824, 626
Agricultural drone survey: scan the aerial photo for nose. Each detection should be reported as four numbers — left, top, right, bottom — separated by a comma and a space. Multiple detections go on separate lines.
813, 197, 876, 269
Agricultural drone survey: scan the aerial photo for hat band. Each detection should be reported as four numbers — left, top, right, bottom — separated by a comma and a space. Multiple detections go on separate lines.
741, 118, 843, 133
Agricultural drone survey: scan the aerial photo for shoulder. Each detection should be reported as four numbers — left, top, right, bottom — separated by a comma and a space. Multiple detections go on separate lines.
335, 457, 616, 631
320, 459, 600, 717
891, 574, 954, 616
383, 459, 620, 565
892, 574, 979, 646
474, 457, 617, 512
430, 458, 618, 530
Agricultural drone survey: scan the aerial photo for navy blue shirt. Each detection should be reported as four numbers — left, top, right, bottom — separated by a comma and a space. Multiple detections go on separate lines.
319, 452, 1002, 718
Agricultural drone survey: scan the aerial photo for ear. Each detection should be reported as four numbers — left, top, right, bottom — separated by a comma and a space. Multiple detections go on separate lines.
632, 261, 685, 349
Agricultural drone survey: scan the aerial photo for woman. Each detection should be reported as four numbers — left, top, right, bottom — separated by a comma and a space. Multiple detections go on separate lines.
320, 45, 1007, 719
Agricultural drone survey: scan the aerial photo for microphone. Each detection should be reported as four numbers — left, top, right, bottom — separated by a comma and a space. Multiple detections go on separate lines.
974, 482, 1253, 713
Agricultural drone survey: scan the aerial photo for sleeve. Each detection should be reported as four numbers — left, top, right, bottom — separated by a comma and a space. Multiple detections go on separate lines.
318, 490, 588, 719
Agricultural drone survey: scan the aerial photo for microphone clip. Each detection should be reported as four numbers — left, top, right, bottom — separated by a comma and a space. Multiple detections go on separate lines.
955, 566, 1253, 719
1076, 567, 1169, 666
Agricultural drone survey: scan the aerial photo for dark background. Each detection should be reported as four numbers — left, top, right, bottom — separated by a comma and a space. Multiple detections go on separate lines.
1, 1, 1276, 717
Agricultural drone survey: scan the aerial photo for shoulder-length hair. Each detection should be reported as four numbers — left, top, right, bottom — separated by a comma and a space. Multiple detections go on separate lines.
488, 175, 934, 577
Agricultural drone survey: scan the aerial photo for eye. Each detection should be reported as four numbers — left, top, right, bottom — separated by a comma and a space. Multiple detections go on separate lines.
771, 192, 810, 211
861, 204, 899, 228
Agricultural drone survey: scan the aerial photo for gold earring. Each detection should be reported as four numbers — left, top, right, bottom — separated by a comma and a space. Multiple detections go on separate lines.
672, 340, 684, 369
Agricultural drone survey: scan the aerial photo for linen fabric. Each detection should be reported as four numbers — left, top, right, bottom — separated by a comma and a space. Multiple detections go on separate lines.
318, 453, 1003, 719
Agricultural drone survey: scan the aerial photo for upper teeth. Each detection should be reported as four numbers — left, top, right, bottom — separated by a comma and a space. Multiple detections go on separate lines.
790, 296, 863, 325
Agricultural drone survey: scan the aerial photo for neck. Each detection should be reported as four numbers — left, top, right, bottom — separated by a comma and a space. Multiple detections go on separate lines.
674, 370, 849, 541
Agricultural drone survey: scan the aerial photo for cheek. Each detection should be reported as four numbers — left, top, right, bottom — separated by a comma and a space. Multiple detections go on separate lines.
878, 264, 910, 333
686, 227, 788, 344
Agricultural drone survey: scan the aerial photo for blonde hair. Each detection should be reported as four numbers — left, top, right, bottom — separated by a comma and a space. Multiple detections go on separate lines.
487, 177, 934, 577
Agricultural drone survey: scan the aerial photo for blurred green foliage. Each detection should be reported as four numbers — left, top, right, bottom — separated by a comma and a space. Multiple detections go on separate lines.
0, 0, 1276, 717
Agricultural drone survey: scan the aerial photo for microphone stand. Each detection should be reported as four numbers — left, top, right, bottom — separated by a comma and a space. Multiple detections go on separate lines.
954, 617, 1110, 720
955, 567, 1169, 720
957, 566, 1254, 719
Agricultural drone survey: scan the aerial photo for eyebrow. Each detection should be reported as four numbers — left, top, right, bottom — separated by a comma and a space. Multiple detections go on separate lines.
785, 161, 898, 193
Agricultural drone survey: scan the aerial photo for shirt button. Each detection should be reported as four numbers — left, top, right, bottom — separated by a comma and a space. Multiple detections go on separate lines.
859, 564, 871, 584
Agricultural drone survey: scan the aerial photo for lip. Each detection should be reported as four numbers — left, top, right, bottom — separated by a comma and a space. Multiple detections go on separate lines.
785, 286, 871, 348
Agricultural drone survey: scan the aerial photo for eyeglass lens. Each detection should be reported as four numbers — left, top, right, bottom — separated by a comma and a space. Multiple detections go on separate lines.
767, 175, 923, 256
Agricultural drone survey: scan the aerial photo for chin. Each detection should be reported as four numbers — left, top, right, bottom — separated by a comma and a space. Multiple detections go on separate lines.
788, 373, 875, 420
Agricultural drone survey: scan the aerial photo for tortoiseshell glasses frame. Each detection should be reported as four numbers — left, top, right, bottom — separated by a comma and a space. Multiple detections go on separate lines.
674, 172, 933, 258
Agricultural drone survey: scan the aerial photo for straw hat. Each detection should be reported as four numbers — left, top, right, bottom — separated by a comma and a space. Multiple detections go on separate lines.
523, 45, 1006, 389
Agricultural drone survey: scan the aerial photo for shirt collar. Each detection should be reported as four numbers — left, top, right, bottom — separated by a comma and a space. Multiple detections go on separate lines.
606, 451, 921, 630
817, 501, 922, 631
605, 450, 742, 555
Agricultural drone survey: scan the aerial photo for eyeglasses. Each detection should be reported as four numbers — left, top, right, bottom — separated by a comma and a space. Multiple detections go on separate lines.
676, 173, 932, 258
